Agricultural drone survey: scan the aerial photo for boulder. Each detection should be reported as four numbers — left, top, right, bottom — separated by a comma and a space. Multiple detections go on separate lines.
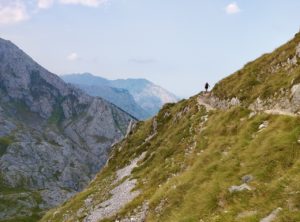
242, 175, 254, 184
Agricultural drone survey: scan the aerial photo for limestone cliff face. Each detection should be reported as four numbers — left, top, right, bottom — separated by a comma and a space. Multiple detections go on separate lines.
0, 38, 135, 221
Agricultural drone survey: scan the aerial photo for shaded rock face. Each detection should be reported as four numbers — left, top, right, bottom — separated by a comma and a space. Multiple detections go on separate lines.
0, 38, 135, 221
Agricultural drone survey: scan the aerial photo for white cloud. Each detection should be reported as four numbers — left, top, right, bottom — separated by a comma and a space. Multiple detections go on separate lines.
0, 1, 29, 25
225, 2, 241, 14
59, 0, 107, 7
67, 52, 79, 61
38, 0, 54, 9
0, 0, 107, 26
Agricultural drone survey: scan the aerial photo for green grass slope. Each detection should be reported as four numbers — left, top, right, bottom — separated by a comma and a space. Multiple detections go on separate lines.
41, 93, 300, 221
213, 32, 300, 105
40, 32, 300, 222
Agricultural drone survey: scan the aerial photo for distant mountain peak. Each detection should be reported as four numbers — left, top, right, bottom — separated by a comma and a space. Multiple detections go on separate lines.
61, 73, 178, 119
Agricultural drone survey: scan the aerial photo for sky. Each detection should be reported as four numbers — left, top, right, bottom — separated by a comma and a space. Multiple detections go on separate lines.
0, 0, 300, 98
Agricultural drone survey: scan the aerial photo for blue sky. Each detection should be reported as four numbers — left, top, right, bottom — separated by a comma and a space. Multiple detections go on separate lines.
1, 0, 300, 97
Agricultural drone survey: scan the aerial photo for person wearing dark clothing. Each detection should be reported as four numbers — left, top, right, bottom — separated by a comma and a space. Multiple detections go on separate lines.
205, 82, 210, 92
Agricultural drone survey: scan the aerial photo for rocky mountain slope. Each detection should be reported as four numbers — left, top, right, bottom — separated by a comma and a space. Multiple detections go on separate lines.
0, 38, 135, 221
41, 32, 300, 222
61, 73, 178, 118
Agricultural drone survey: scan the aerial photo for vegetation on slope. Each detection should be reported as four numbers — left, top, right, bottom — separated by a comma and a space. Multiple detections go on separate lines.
41, 93, 300, 221
40, 32, 300, 222
0, 137, 12, 156
213, 32, 300, 104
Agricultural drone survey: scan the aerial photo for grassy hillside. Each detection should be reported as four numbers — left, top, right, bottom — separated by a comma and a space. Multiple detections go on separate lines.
213, 32, 300, 105
41, 92, 300, 221
40, 32, 300, 222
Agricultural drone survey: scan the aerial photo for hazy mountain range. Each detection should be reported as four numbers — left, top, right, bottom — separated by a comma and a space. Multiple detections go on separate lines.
61, 73, 179, 120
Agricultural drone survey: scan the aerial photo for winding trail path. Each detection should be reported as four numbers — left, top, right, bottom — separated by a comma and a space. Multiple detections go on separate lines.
197, 94, 297, 117
264, 109, 296, 117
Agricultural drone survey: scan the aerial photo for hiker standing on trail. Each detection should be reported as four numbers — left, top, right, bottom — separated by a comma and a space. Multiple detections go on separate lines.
205, 82, 210, 93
